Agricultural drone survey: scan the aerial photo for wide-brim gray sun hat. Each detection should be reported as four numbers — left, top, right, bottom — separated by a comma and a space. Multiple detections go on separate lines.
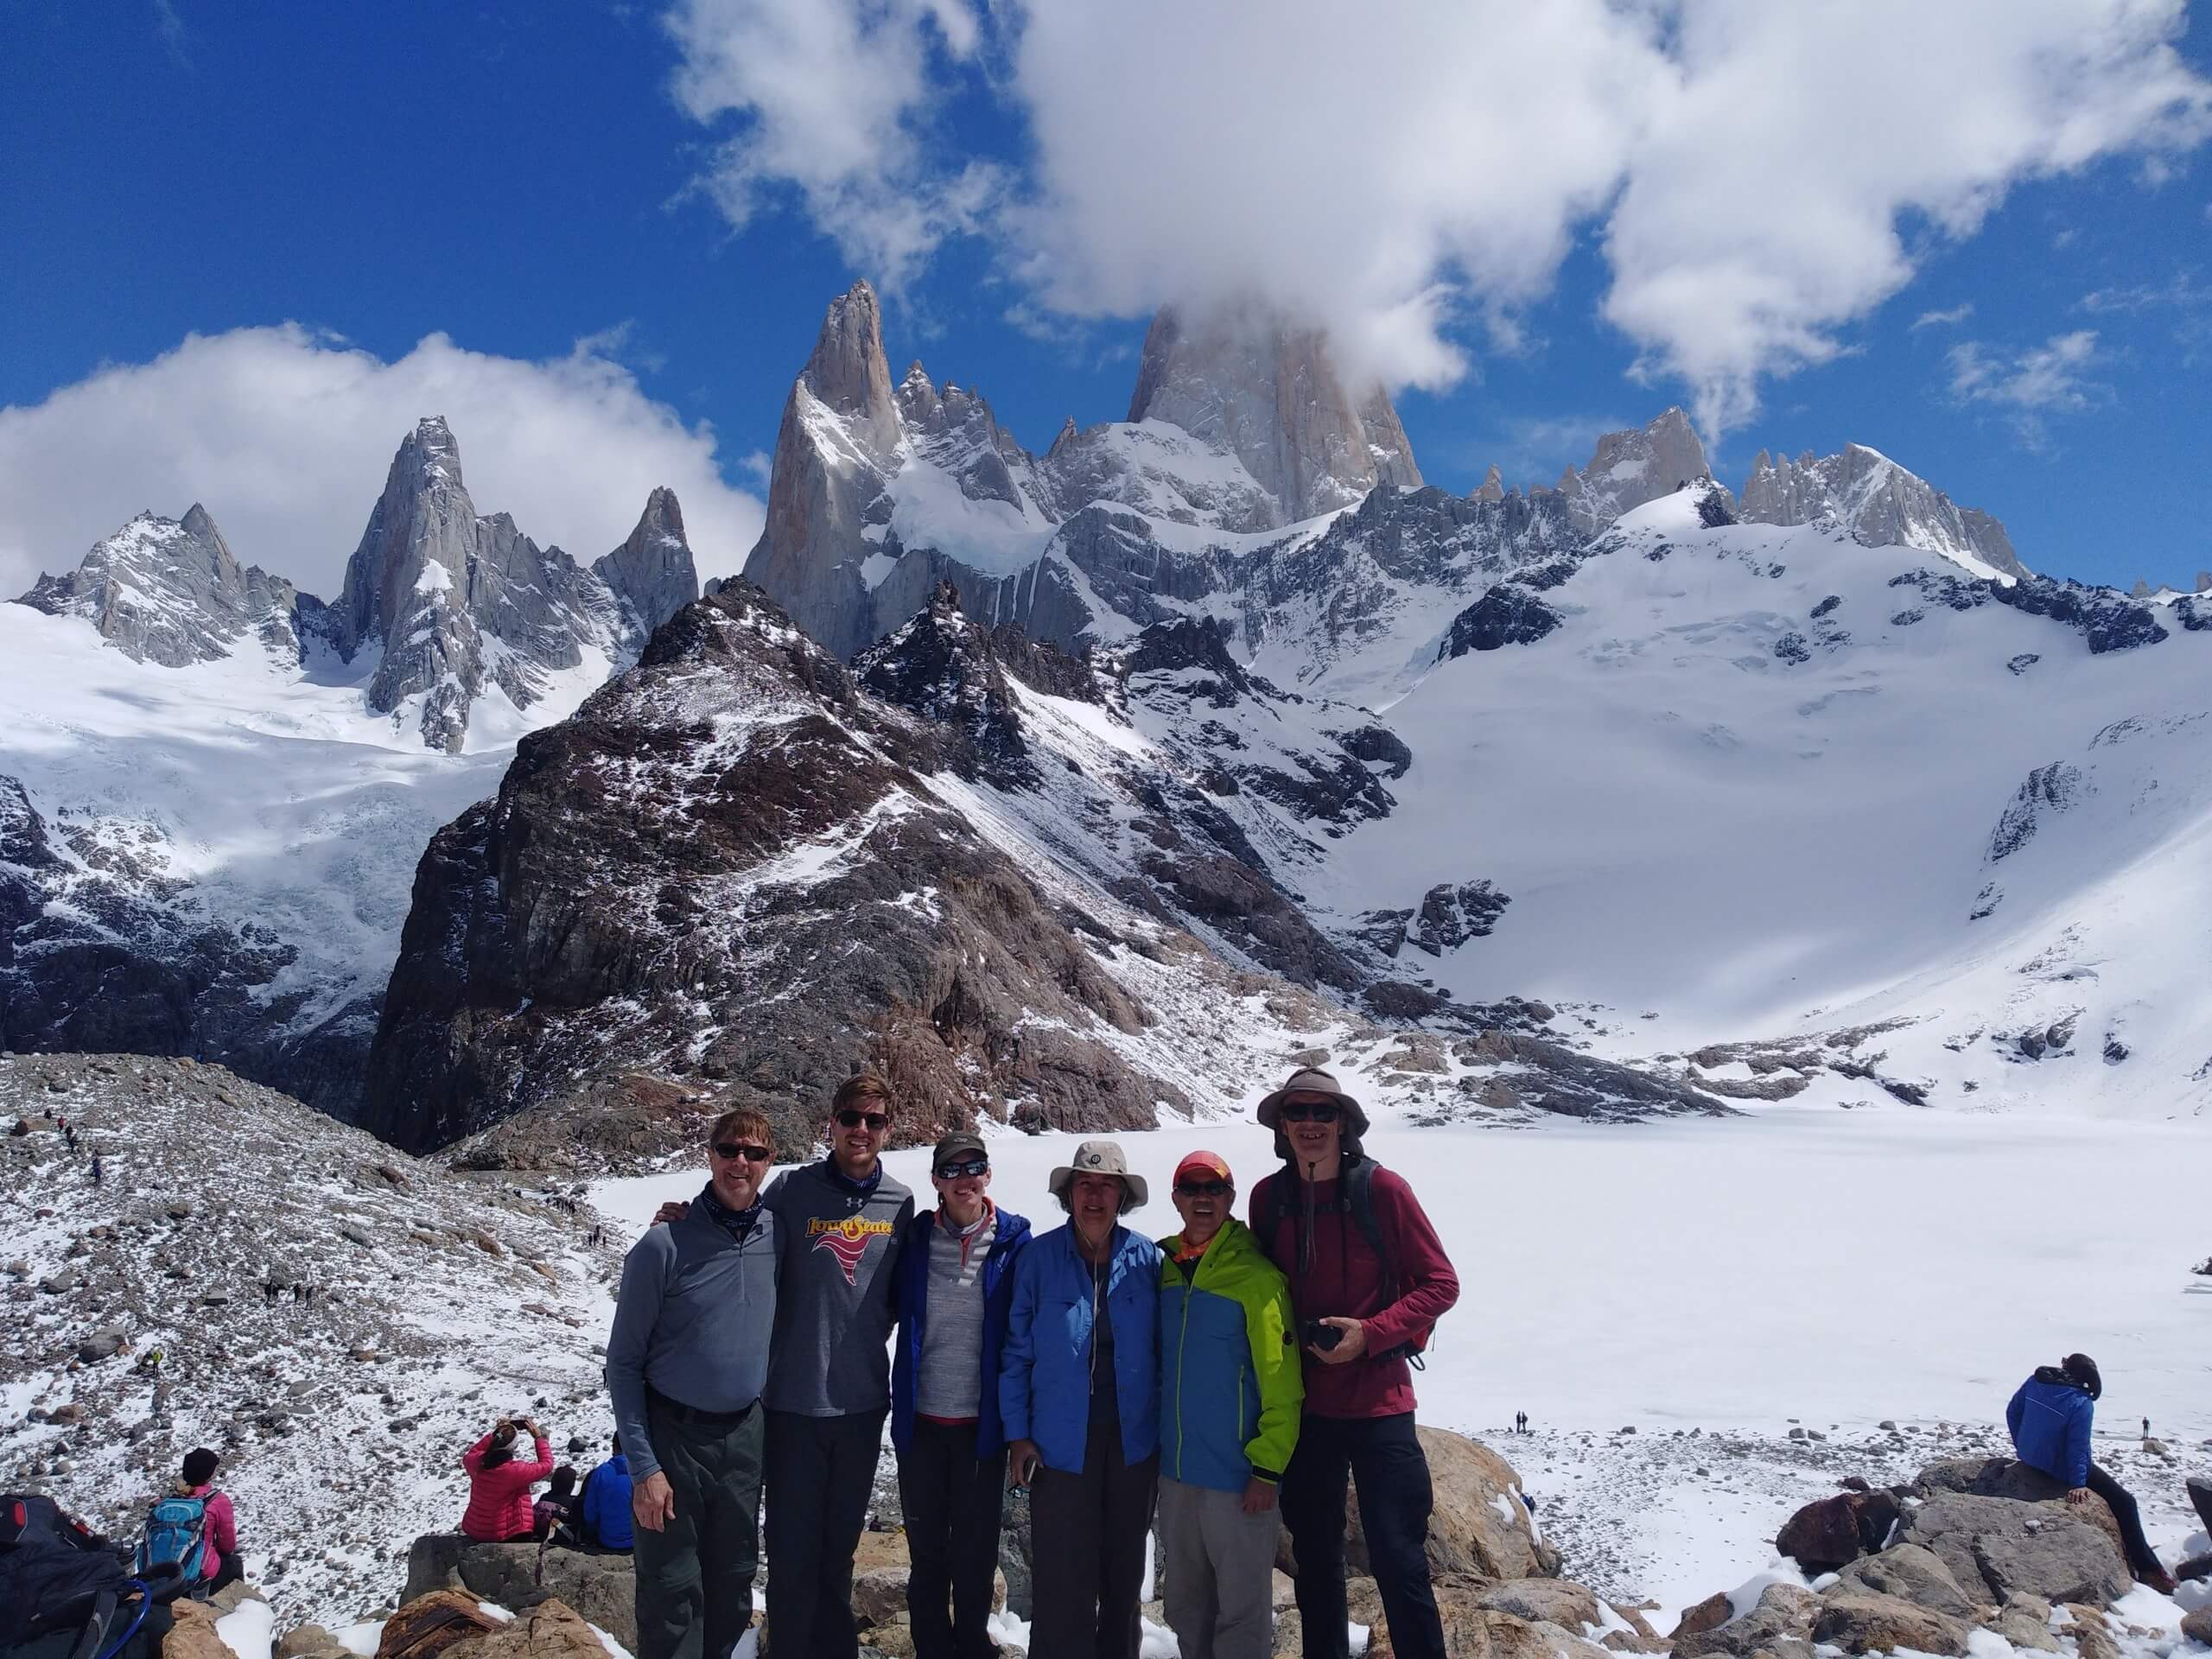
1255, 1067, 1371, 1136
1046, 1138, 1147, 1210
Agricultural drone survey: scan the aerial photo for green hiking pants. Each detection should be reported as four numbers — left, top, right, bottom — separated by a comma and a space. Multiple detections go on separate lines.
632, 1393, 765, 1659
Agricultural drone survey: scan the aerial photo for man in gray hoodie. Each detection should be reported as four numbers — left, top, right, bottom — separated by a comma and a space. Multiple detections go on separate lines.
607, 1107, 779, 1659
762, 1074, 914, 1659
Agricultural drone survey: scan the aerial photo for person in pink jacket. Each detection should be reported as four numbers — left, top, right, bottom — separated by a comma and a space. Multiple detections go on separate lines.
461, 1416, 555, 1541
178, 1446, 242, 1590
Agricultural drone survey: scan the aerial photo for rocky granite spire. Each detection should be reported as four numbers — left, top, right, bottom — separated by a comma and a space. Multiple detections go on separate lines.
593, 486, 700, 645
1125, 300, 1423, 524
14, 502, 315, 667
1554, 409, 1713, 538
1478, 465, 1506, 504
1737, 443, 2029, 581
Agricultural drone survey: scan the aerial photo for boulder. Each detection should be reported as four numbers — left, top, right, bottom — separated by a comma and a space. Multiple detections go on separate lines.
1674, 1584, 1816, 1659
2178, 1607, 2212, 1647
1605, 1603, 1658, 1641
402, 1535, 637, 1653
1669, 1592, 1732, 1642
1471, 1610, 1615, 1659
375, 1591, 505, 1659
165, 1602, 236, 1659
1813, 1590, 1971, 1656
851, 1567, 908, 1631
1913, 1458, 2070, 1502
207, 1582, 266, 1617
1470, 1580, 1603, 1630
1992, 1592, 2061, 1652
2061, 1488, 2133, 1577
1900, 1495, 2128, 1608
442, 1599, 606, 1659
1833, 1542, 1981, 1618
2190, 1476, 2212, 1535
1777, 1490, 1901, 1572
1313, 1427, 1554, 1584
276, 1626, 341, 1659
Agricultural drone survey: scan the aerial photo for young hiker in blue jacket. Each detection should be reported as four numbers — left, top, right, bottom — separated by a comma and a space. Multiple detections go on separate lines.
891, 1133, 1033, 1659
2006, 1353, 2176, 1592
1001, 1140, 1161, 1659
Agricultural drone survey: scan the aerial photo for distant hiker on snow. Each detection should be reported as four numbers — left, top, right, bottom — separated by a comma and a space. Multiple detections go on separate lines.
137, 1446, 241, 1592
1001, 1138, 1161, 1659
460, 1417, 555, 1543
1250, 1067, 1461, 1659
613, 1108, 779, 1659
2006, 1354, 2177, 1593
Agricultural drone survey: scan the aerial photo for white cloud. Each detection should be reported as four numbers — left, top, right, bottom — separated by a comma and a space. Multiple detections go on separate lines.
663, 0, 1004, 290
664, 0, 2212, 432
1946, 329, 2105, 448
0, 325, 766, 601
1911, 304, 1976, 331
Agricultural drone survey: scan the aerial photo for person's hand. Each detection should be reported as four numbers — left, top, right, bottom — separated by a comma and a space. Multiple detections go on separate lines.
633, 1471, 676, 1533
1310, 1317, 1368, 1364
1007, 1440, 1041, 1489
1240, 1477, 1278, 1516
652, 1200, 690, 1227
521, 1418, 541, 1438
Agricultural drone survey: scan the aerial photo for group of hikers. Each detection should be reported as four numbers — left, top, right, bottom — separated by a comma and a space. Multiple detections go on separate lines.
604, 1065, 1461, 1659
456, 1419, 635, 1553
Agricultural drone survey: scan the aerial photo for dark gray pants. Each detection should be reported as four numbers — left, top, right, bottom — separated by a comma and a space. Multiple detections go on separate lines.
632, 1395, 764, 1659
896, 1419, 1008, 1659
1030, 1430, 1160, 1659
764, 1408, 887, 1659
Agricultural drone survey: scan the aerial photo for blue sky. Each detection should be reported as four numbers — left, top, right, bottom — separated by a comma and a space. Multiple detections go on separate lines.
3, 2, 2209, 594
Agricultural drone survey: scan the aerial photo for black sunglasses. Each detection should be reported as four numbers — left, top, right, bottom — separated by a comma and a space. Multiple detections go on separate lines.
836, 1109, 892, 1132
934, 1157, 989, 1180
1278, 1102, 1341, 1123
712, 1141, 772, 1163
1175, 1179, 1232, 1198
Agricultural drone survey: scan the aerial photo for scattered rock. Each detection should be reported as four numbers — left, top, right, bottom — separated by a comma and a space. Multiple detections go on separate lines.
441, 1599, 605, 1659
77, 1327, 127, 1362
1669, 1592, 1732, 1641
277, 1626, 340, 1659
1813, 1589, 1971, 1656
1675, 1583, 1816, 1659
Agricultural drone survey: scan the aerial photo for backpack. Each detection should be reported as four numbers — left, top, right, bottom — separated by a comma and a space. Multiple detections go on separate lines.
1258, 1157, 1433, 1365
132, 1496, 210, 1580
1, 1493, 130, 1643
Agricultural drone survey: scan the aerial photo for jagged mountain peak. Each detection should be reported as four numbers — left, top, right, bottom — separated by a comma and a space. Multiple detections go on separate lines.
592, 486, 700, 645
1737, 441, 2027, 581
1125, 296, 1423, 523
802, 278, 899, 459
1556, 407, 1713, 537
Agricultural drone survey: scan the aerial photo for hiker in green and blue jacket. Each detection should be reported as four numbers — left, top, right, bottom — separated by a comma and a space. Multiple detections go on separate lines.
1157, 1150, 1302, 1659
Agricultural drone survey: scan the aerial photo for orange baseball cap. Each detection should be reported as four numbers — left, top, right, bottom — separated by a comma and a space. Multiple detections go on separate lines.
1173, 1150, 1232, 1185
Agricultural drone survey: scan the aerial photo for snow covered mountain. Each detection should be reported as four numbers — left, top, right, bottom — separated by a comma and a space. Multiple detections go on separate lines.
1, 423, 700, 1114
1738, 442, 2028, 582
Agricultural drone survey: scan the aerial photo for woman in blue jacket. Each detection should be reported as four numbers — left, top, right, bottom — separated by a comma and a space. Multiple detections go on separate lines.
2006, 1353, 2176, 1592
1001, 1139, 1162, 1659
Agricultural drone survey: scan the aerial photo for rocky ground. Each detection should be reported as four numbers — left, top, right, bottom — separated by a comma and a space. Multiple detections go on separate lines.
0, 1052, 625, 1621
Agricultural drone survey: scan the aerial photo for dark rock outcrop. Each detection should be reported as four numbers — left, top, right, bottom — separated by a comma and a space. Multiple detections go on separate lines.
1438, 585, 1563, 660
361, 582, 1185, 1161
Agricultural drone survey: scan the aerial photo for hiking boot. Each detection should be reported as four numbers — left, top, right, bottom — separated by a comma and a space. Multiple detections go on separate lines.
2139, 1566, 2178, 1596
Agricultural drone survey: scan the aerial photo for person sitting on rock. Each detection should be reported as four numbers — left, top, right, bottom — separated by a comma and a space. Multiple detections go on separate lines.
533, 1466, 581, 1543
576, 1434, 635, 1554
1249, 1067, 1461, 1659
157, 1446, 241, 1592
2006, 1354, 2177, 1592
460, 1416, 554, 1543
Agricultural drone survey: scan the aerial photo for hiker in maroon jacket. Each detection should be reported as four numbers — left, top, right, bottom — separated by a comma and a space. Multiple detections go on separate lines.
1247, 1067, 1459, 1659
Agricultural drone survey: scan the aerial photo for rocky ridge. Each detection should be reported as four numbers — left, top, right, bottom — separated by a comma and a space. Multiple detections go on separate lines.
1739, 444, 2028, 582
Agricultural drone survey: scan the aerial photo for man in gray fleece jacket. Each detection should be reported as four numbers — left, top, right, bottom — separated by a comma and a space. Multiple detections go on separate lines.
607, 1108, 779, 1659
762, 1075, 914, 1659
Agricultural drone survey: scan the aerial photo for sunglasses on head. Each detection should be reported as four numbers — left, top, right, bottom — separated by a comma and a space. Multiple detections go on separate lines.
836, 1109, 892, 1132
712, 1141, 772, 1163
1279, 1101, 1341, 1123
934, 1157, 989, 1180
1175, 1179, 1231, 1198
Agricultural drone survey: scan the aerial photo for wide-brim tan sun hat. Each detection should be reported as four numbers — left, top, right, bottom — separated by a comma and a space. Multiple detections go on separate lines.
1046, 1138, 1147, 1210
1255, 1066, 1371, 1137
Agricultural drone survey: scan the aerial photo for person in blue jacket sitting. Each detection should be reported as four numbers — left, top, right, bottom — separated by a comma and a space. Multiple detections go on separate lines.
2006, 1353, 2175, 1592
1001, 1139, 1161, 1659
576, 1435, 635, 1553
